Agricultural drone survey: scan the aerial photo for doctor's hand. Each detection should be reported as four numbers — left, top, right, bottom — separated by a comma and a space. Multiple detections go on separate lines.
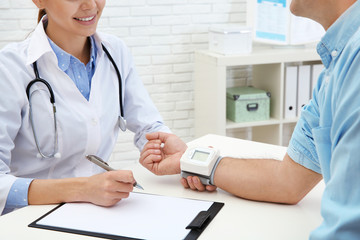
83, 170, 135, 207
140, 132, 187, 175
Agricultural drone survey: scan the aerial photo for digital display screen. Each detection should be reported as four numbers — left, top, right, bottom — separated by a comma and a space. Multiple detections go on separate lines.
191, 150, 210, 162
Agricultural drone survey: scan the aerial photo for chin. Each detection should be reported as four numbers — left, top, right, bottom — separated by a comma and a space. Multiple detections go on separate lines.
289, 4, 296, 15
289, 1, 301, 16
78, 29, 97, 38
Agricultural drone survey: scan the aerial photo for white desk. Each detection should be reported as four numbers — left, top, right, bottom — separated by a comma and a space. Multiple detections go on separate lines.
0, 134, 324, 240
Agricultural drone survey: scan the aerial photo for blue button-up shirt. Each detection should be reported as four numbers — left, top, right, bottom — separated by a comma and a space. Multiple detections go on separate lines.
288, 1, 360, 239
49, 36, 97, 100
2, 36, 97, 215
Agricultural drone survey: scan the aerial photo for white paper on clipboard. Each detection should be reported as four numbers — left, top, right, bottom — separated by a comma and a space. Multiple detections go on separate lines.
31, 192, 219, 240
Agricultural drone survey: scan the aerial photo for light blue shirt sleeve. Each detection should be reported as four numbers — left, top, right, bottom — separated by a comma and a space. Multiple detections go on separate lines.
287, 82, 322, 174
290, 2, 360, 239
2, 178, 34, 215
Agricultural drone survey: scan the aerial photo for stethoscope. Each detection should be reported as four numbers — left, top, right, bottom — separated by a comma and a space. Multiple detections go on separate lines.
26, 44, 126, 159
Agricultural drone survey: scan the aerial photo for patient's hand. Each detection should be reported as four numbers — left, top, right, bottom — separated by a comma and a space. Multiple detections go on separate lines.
181, 176, 217, 192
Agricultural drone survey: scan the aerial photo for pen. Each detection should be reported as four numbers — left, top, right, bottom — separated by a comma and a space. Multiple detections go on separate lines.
85, 155, 144, 190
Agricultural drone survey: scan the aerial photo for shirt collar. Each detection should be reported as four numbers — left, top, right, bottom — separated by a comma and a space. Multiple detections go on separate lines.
48, 35, 97, 71
27, 15, 105, 66
89, 36, 97, 69
317, 1, 360, 68
48, 38, 71, 71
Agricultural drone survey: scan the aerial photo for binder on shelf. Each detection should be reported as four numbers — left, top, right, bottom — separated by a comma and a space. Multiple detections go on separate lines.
284, 65, 298, 119
311, 64, 324, 98
29, 192, 224, 240
297, 65, 311, 117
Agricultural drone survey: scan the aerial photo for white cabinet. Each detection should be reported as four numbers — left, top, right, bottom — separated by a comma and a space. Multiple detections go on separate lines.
194, 46, 321, 146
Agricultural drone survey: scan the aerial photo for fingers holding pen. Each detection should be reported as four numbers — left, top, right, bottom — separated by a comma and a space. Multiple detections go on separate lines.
85, 170, 136, 207
107, 170, 135, 190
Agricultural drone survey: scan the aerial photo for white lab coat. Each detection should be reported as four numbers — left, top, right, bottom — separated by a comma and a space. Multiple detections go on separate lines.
0, 20, 170, 213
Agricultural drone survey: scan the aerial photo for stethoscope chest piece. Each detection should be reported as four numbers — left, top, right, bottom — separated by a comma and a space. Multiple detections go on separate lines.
119, 116, 127, 132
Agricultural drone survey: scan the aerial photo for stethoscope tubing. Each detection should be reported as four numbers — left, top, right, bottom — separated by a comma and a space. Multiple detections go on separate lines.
101, 44, 124, 118
27, 61, 59, 159
28, 89, 59, 159
26, 44, 125, 159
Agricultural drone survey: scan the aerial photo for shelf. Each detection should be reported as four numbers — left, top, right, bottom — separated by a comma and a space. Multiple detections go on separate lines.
226, 118, 280, 129
196, 46, 320, 67
194, 46, 322, 145
282, 118, 299, 124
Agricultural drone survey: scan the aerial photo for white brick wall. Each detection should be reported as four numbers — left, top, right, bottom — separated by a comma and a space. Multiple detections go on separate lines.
0, 0, 247, 166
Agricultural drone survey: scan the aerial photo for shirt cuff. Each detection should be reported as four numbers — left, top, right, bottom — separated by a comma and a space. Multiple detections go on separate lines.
4, 178, 34, 211
136, 122, 171, 150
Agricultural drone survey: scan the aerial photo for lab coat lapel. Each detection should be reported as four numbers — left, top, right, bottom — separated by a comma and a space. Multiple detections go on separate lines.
26, 16, 54, 67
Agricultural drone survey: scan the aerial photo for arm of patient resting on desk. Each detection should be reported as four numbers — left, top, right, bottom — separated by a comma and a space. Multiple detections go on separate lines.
210, 153, 322, 204
140, 132, 322, 205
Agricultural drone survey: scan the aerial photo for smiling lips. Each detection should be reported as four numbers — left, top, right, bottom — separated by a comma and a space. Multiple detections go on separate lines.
74, 15, 96, 22
74, 15, 96, 25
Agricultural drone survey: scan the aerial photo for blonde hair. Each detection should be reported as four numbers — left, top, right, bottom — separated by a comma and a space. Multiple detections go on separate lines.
37, 9, 46, 23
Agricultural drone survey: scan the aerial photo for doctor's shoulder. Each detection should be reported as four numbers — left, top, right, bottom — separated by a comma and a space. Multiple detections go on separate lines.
96, 32, 131, 59
0, 38, 30, 68
0, 38, 35, 98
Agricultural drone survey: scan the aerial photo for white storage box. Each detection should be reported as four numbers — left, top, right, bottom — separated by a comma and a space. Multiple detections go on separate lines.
209, 25, 252, 55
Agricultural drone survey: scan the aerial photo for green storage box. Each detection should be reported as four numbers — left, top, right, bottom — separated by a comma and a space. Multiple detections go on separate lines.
226, 86, 270, 123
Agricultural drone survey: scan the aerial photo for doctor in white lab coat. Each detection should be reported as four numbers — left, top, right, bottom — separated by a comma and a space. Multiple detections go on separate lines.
0, 0, 171, 214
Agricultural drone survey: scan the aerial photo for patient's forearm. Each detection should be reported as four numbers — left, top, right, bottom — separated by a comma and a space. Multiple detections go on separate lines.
213, 154, 322, 204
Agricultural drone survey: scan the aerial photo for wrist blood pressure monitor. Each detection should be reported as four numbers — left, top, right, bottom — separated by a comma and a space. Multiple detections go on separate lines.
180, 147, 222, 186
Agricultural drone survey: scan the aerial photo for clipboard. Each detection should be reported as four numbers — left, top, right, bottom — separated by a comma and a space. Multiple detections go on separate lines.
28, 192, 224, 240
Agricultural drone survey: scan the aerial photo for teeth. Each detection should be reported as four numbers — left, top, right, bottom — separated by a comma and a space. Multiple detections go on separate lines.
76, 16, 95, 21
